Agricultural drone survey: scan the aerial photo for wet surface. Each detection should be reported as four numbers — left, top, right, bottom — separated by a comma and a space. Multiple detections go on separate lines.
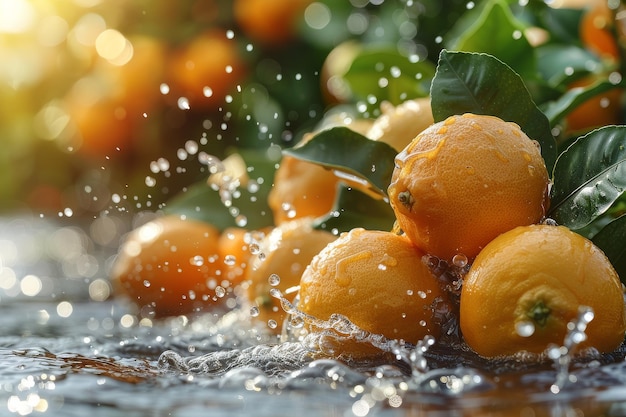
2, 215, 626, 417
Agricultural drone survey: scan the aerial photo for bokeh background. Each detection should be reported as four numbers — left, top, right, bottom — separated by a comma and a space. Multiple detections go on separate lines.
0, 0, 469, 220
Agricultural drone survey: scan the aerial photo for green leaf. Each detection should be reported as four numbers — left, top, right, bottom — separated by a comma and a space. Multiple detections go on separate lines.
282, 127, 398, 198
535, 44, 600, 88
542, 78, 621, 127
452, 0, 536, 79
163, 181, 275, 231
343, 47, 435, 108
430, 49, 558, 173
549, 126, 626, 229
535, 6, 584, 44
163, 149, 278, 231
314, 185, 396, 234
591, 214, 626, 284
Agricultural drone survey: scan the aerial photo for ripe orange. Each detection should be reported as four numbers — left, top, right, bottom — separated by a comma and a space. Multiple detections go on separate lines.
106, 35, 168, 115
366, 97, 435, 152
245, 218, 337, 331
388, 113, 550, 262
233, 0, 312, 46
64, 94, 133, 158
460, 224, 626, 358
320, 41, 362, 103
166, 29, 246, 110
565, 77, 622, 133
218, 227, 267, 286
580, 0, 620, 61
268, 118, 372, 225
111, 215, 233, 317
298, 228, 451, 357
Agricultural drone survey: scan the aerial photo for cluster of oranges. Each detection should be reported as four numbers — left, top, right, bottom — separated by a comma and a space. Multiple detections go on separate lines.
559, 0, 624, 133
111, 99, 626, 360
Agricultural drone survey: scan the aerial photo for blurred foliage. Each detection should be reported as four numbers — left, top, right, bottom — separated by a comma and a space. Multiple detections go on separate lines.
0, 0, 470, 217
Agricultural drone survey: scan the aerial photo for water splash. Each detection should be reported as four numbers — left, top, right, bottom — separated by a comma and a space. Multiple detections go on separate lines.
548, 305, 595, 393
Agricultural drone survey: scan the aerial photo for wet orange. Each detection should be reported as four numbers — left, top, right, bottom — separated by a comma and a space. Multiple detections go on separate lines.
366, 97, 435, 152
233, 0, 312, 46
268, 118, 372, 225
166, 29, 246, 110
298, 228, 450, 357
111, 215, 233, 317
245, 218, 337, 330
388, 113, 550, 262
460, 224, 626, 358
218, 227, 268, 286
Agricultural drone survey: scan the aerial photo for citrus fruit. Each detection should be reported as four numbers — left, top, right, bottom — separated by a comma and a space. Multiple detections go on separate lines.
245, 218, 337, 330
565, 76, 622, 133
580, 0, 620, 61
460, 224, 626, 358
320, 41, 362, 103
298, 228, 450, 357
104, 35, 168, 115
166, 29, 246, 110
218, 227, 268, 286
366, 97, 435, 152
387, 113, 550, 262
233, 0, 312, 46
64, 94, 133, 158
268, 118, 372, 225
111, 215, 233, 317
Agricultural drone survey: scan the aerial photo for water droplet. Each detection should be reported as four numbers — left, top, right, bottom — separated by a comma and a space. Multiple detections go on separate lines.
224, 255, 236, 266
159, 83, 170, 95
290, 316, 304, 328
250, 306, 259, 317
269, 288, 282, 299
185, 140, 198, 155
203, 86, 213, 98
215, 286, 226, 298
143, 280, 151, 288
190, 255, 204, 266
177, 97, 191, 110
515, 321, 535, 337
452, 254, 468, 268
145, 176, 156, 187
235, 215, 247, 227
249, 243, 261, 255
267, 319, 278, 329
268, 274, 280, 286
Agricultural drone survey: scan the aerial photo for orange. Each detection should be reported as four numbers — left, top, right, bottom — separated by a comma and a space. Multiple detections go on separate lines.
245, 218, 337, 330
580, 0, 620, 61
320, 41, 362, 103
565, 76, 622, 133
218, 227, 268, 286
268, 118, 372, 225
388, 113, 550, 262
233, 0, 312, 46
460, 224, 626, 358
64, 94, 133, 158
111, 215, 234, 317
166, 29, 246, 110
106, 35, 168, 115
366, 97, 435, 152
298, 228, 451, 357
